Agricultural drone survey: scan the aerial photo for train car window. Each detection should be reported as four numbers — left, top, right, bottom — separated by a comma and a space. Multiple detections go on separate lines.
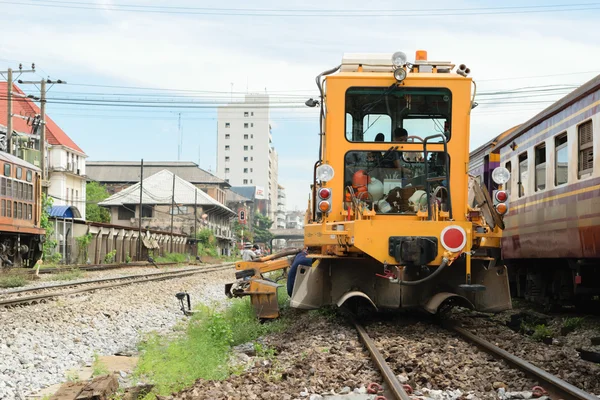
16, 167, 22, 180
505, 162, 512, 194
578, 120, 593, 178
555, 133, 568, 186
0, 199, 4, 217
26, 170, 32, 182
5, 200, 10, 218
28, 204, 32, 220
344, 150, 449, 214
518, 153, 528, 197
4, 164, 10, 177
345, 87, 451, 143
534, 144, 546, 191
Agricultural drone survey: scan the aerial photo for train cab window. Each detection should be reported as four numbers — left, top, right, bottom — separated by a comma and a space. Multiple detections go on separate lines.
4, 164, 10, 177
555, 133, 568, 186
16, 167, 22, 180
505, 162, 512, 194
344, 150, 449, 214
534, 144, 546, 191
345, 87, 451, 143
518, 153, 528, 197
26, 170, 32, 182
578, 120, 593, 178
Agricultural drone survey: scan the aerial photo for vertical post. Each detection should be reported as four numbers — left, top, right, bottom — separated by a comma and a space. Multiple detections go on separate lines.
170, 173, 176, 253
40, 79, 47, 182
194, 189, 198, 258
6, 68, 12, 155
137, 159, 144, 261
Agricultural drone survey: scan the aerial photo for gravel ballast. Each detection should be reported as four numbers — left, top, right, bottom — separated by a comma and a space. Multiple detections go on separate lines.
0, 265, 233, 399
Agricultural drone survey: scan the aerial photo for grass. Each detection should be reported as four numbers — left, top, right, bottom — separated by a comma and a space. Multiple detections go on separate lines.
154, 253, 188, 264
50, 268, 84, 281
92, 353, 109, 377
563, 317, 585, 331
0, 274, 27, 288
531, 324, 553, 342
135, 290, 291, 396
66, 370, 80, 382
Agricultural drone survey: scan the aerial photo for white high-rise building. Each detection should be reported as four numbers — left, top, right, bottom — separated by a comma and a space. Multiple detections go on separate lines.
217, 94, 279, 221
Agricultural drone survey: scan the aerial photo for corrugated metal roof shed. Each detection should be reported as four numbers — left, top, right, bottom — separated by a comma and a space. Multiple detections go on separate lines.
48, 205, 82, 218
99, 169, 235, 215
86, 161, 227, 185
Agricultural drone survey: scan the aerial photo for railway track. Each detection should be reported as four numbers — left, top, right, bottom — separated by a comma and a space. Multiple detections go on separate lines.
0, 262, 235, 308
19, 261, 186, 275
353, 318, 598, 400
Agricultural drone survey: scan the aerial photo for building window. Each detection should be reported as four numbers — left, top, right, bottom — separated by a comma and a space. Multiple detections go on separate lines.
578, 120, 593, 177
170, 206, 188, 215
225, 179, 229, 183
251, 112, 254, 116
75, 190, 78, 202
250, 179, 253, 183
4, 164, 10, 177
518, 152, 528, 197
555, 133, 568, 186
244, 112, 249, 117
534, 144, 546, 191
17, 203, 22, 219
244, 134, 248, 139
6, 180, 11, 198
26, 170, 32, 182
71, 189, 74, 204
225, 122, 230, 128
251, 134, 254, 138
13, 201, 16, 219
225, 168, 230, 173
244, 168, 248, 173
28, 204, 32, 220
118, 206, 135, 220
244, 157, 248, 162
141, 205, 153, 218
6, 200, 10, 218
225, 145, 230, 150
250, 168, 253, 172
16, 167, 22, 180
225, 156, 230, 162
251, 146, 254, 150
244, 123, 248, 128
1, 199, 4, 217
0, 178, 5, 196
251, 157, 253, 161
243, 179, 248, 184
225, 134, 230, 139
244, 146, 248, 151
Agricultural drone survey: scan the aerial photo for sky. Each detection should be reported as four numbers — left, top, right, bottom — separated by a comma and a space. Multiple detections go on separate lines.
1, 0, 600, 211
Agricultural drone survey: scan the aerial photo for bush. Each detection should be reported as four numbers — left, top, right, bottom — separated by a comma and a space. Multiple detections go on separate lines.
104, 250, 117, 264
531, 324, 553, 342
0, 275, 27, 288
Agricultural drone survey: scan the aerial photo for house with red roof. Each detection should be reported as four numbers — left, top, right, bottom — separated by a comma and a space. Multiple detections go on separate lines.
0, 82, 87, 219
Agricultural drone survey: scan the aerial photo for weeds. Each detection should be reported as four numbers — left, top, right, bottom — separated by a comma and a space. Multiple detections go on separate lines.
135, 290, 291, 396
154, 253, 188, 264
50, 268, 84, 281
66, 371, 80, 382
531, 324, 553, 342
563, 317, 584, 332
92, 353, 109, 376
0, 275, 27, 288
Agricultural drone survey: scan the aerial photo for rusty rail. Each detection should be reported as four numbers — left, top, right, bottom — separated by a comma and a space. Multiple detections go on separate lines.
447, 324, 598, 400
353, 320, 412, 400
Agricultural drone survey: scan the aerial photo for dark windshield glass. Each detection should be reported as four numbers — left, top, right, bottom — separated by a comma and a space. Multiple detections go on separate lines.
345, 87, 451, 143
344, 150, 449, 214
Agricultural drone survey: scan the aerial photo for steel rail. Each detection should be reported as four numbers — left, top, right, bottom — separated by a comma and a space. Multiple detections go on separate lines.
448, 324, 598, 400
0, 263, 235, 307
17, 261, 184, 275
353, 320, 412, 400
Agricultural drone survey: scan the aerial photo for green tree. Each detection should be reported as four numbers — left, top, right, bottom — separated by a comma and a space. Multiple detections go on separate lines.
86, 182, 111, 223
253, 212, 273, 245
232, 220, 253, 243
41, 194, 58, 261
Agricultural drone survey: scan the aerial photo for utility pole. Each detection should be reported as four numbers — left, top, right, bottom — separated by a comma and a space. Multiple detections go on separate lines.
170, 173, 176, 253
138, 159, 144, 261
16, 77, 66, 184
6, 69, 12, 155
0, 64, 36, 155
177, 113, 182, 161
194, 189, 198, 259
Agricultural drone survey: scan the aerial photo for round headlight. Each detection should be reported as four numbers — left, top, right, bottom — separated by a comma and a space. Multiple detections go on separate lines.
492, 167, 511, 185
393, 68, 407, 82
316, 164, 335, 182
392, 51, 407, 67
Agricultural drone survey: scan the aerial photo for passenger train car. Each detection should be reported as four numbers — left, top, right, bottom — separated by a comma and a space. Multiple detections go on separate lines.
290, 51, 511, 315
0, 151, 44, 267
469, 75, 600, 307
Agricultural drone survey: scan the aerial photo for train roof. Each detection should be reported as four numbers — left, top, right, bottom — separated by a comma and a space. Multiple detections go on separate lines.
494, 74, 600, 150
470, 125, 520, 159
0, 151, 41, 171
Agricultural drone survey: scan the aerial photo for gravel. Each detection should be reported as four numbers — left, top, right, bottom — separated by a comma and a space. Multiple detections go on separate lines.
0, 265, 233, 400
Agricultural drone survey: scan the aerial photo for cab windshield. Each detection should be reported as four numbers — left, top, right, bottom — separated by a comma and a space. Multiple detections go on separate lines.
344, 150, 449, 215
345, 87, 452, 143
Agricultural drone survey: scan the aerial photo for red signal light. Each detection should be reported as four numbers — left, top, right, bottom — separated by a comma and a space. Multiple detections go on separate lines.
318, 188, 331, 199
495, 191, 508, 202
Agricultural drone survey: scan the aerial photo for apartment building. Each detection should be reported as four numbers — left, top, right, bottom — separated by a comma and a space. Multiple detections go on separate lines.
216, 94, 279, 221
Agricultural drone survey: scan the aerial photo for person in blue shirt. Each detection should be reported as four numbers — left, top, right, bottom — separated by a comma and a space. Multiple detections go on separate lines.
287, 247, 312, 297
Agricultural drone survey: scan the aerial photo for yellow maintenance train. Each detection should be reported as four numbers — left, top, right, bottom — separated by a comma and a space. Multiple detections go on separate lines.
228, 51, 512, 318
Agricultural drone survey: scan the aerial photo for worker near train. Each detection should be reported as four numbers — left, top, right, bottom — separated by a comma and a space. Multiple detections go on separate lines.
287, 247, 312, 297
242, 244, 259, 261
